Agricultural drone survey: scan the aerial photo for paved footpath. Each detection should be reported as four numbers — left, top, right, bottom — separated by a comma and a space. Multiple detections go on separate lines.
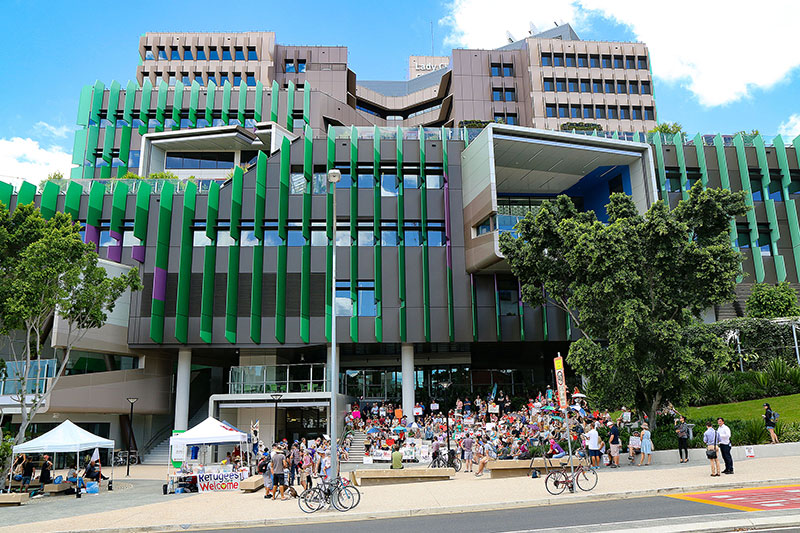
3, 455, 800, 533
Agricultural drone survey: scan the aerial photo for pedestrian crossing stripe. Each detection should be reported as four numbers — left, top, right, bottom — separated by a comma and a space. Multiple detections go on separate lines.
668, 485, 800, 512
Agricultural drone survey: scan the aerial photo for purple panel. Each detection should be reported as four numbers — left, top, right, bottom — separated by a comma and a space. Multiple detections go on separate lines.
153, 266, 167, 301
132, 245, 145, 263
85, 224, 100, 253
106, 231, 122, 262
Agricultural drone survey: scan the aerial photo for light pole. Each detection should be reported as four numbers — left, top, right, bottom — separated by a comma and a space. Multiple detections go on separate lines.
270, 393, 283, 443
440, 381, 452, 463
328, 168, 341, 478
126, 397, 138, 477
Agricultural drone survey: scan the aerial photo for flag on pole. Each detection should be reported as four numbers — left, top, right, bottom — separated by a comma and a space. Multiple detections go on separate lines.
91, 448, 100, 462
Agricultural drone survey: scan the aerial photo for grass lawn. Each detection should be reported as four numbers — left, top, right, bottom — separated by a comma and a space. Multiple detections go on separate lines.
684, 393, 800, 423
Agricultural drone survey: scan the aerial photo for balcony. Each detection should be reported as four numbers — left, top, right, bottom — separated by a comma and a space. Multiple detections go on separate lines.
228, 364, 327, 394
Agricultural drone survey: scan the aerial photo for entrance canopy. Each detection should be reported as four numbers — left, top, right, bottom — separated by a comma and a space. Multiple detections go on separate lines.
169, 417, 248, 448
13, 420, 114, 453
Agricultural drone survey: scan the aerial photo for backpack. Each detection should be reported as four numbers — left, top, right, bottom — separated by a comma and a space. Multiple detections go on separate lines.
772, 411, 780, 422
257, 459, 269, 474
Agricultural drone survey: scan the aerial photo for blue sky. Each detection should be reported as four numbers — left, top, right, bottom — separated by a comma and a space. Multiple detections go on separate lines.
1, 0, 799, 182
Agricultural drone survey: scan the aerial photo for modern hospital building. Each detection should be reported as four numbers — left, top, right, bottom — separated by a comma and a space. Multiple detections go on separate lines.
2, 26, 799, 463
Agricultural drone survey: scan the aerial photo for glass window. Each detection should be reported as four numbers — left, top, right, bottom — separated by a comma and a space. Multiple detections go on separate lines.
505, 113, 517, 125
298, 60, 306, 73
613, 56, 623, 69
644, 107, 655, 120
290, 173, 305, 195
428, 222, 446, 246
567, 79, 578, 92
757, 225, 772, 256
219, 73, 228, 85
494, 113, 505, 123
357, 281, 376, 316
476, 217, 492, 235
735, 223, 750, 248
577, 54, 588, 67
605, 80, 615, 93
404, 222, 422, 246
490, 63, 501, 76
312, 172, 327, 194
751, 178, 763, 201
222, 47, 232, 60
208, 75, 217, 85
183, 47, 193, 60
626, 56, 635, 69
546, 104, 557, 117
358, 173, 374, 189
504, 88, 516, 101
553, 54, 564, 67
555, 78, 566, 91
196, 49, 206, 60
502, 63, 513, 76
543, 78, 554, 91
492, 88, 503, 101
769, 177, 783, 202
144, 47, 154, 60
617, 81, 626, 94
583, 105, 593, 119
638, 56, 648, 69
310, 223, 327, 246
168, 74, 176, 86
248, 47, 258, 60
209, 48, 219, 60
580, 79, 591, 92
404, 174, 419, 189
381, 173, 397, 196
629, 81, 639, 94
541, 53, 552, 66
192, 73, 202, 85
358, 230, 374, 246
171, 48, 180, 60
601, 55, 612, 68
287, 224, 305, 246
182, 74, 191, 85
498, 288, 518, 316
592, 80, 603, 93
336, 171, 351, 188
157, 46, 167, 60
632, 107, 642, 120
570, 106, 580, 118
335, 281, 352, 317
558, 104, 568, 118
565, 54, 576, 67
285, 60, 295, 73
595, 106, 606, 119
590, 55, 600, 68
233, 73, 242, 86
607, 106, 618, 119
235, 47, 245, 60
619, 106, 630, 119
641, 81, 651, 94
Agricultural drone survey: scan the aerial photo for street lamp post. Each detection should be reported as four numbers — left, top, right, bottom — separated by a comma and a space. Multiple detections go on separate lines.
270, 393, 283, 443
440, 381, 452, 462
328, 168, 341, 478
126, 397, 138, 477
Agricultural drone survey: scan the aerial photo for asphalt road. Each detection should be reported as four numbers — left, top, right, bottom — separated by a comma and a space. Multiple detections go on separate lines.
195, 495, 741, 532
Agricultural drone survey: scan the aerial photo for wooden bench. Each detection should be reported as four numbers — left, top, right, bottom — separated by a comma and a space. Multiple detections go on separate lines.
44, 483, 72, 494
0, 493, 29, 505
486, 457, 581, 478
350, 468, 455, 486
239, 475, 265, 492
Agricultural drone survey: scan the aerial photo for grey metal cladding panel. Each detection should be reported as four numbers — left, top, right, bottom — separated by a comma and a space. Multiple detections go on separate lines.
358, 317, 376, 342
428, 248, 448, 306
264, 247, 278, 273
477, 308, 497, 341
309, 317, 326, 343
500, 316, 520, 341
335, 140, 350, 162
240, 247, 254, 273
266, 189, 280, 219
188, 272, 203, 316
425, 143, 444, 163
357, 141, 373, 163
404, 190, 422, 219
475, 275, 495, 309
357, 190, 374, 217
382, 308, 399, 340
309, 274, 326, 316
242, 192, 255, 217
358, 246, 373, 275
191, 248, 206, 272
212, 317, 226, 342
217, 185, 232, 219
451, 261, 471, 307
381, 248, 401, 307
454, 308, 472, 341
381, 198, 397, 219
168, 247, 181, 271
428, 190, 445, 219
406, 306, 424, 340
311, 248, 327, 272
212, 273, 227, 315
266, 160, 281, 188
311, 196, 327, 219
287, 247, 303, 271
380, 141, 395, 160
144, 246, 157, 271
101, 195, 114, 219
140, 273, 153, 317
335, 191, 350, 217
162, 318, 180, 344
335, 317, 349, 341
187, 318, 202, 341
430, 308, 449, 342
312, 140, 327, 165
402, 142, 420, 163
336, 247, 351, 277
215, 247, 231, 271
284, 318, 303, 344
545, 305, 566, 341
405, 247, 424, 307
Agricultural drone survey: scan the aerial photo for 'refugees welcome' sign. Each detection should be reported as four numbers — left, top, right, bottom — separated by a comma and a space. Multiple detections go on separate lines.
197, 471, 246, 493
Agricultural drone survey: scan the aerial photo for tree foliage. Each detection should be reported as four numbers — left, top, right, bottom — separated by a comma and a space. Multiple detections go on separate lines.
746, 281, 800, 319
500, 184, 748, 426
648, 122, 683, 135
0, 204, 142, 487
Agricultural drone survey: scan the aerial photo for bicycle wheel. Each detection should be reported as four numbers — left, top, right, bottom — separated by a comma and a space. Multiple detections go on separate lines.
544, 470, 568, 495
331, 486, 356, 512
576, 468, 598, 492
299, 487, 325, 513
452, 457, 462, 472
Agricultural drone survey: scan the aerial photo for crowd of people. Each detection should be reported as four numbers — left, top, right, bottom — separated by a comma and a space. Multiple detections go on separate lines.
256, 436, 336, 501
10, 453, 109, 491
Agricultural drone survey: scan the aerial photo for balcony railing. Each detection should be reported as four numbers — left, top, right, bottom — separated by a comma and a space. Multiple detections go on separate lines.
228, 364, 327, 394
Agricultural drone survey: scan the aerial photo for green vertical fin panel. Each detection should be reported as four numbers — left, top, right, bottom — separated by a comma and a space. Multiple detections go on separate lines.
83, 125, 99, 178
171, 80, 184, 131
734, 133, 765, 282
300, 126, 313, 343
275, 136, 291, 343
110, 181, 128, 234
419, 126, 431, 342
774, 136, 800, 281
372, 126, 383, 342
133, 181, 151, 242
200, 181, 220, 343
693, 133, 709, 187
150, 181, 174, 343
254, 80, 264, 122
189, 81, 200, 127
40, 181, 60, 220
123, 80, 138, 124
64, 181, 83, 221
237, 81, 247, 125
107, 80, 121, 125
205, 80, 216, 126
85, 181, 104, 228
673, 133, 689, 200
225, 167, 243, 343
0, 182, 12, 211
286, 80, 295, 132
221, 80, 232, 125
270, 80, 279, 123
396, 125, 407, 341
755, 135, 785, 280
175, 181, 197, 343
303, 81, 311, 126
90, 80, 105, 125
325, 126, 335, 342
349, 126, 358, 342
517, 281, 525, 341
493, 274, 501, 341
470, 274, 478, 341
713, 134, 738, 250
442, 125, 455, 342
138, 79, 152, 135
542, 302, 549, 341
17, 182, 36, 207
250, 149, 268, 343
72, 129, 87, 166
102, 126, 115, 164
118, 125, 132, 176
155, 80, 168, 132
76, 85, 93, 126
651, 133, 668, 203
255, 151, 268, 238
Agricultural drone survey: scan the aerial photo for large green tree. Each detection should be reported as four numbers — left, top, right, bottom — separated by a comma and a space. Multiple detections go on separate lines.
746, 281, 800, 319
500, 184, 748, 426
0, 203, 141, 487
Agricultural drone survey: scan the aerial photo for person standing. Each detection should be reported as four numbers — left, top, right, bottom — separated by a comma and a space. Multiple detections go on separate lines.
461, 433, 474, 473
675, 416, 690, 463
717, 418, 733, 474
703, 421, 720, 477
586, 423, 601, 468
763, 403, 779, 445
607, 421, 621, 468
270, 446, 288, 501
39, 455, 53, 485
638, 423, 653, 466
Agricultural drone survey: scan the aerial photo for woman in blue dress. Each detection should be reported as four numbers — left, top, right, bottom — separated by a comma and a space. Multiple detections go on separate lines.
639, 422, 653, 466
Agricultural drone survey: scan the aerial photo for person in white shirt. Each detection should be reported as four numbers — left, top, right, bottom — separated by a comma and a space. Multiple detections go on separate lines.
586, 423, 601, 468
717, 418, 733, 474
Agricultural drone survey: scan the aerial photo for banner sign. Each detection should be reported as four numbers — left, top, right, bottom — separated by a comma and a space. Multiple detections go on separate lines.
413, 407, 423, 416
430, 403, 439, 411
554, 356, 568, 409
197, 471, 246, 493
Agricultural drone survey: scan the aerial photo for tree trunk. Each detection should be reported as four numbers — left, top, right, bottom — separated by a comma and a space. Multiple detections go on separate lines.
648, 391, 662, 431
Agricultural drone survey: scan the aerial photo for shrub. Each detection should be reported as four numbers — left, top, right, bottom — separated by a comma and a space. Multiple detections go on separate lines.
730, 382, 761, 402
734, 419, 768, 446
788, 367, 800, 389
780, 422, 800, 443
696, 373, 732, 405
766, 358, 790, 384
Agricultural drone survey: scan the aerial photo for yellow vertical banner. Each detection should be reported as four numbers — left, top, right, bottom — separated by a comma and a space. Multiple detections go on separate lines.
554, 356, 568, 409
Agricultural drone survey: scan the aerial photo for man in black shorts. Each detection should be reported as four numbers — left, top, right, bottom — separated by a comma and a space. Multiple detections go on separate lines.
270, 446, 288, 501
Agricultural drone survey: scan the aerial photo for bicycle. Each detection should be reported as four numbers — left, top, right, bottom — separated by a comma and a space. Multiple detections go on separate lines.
429, 449, 462, 472
298, 476, 361, 513
544, 460, 598, 495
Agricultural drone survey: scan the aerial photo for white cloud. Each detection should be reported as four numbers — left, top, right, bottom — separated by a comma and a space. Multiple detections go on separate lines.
0, 137, 72, 186
34, 121, 72, 139
778, 114, 800, 139
440, 0, 800, 107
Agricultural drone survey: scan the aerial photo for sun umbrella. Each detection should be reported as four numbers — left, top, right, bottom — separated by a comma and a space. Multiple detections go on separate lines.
366, 427, 380, 434
541, 406, 556, 411
392, 426, 405, 433
572, 393, 587, 398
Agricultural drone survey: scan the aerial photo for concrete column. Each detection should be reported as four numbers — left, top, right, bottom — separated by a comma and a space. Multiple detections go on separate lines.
401, 344, 415, 422
174, 349, 192, 431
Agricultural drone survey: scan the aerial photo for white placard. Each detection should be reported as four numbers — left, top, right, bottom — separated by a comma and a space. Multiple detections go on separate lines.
431, 403, 439, 411
745, 446, 755, 458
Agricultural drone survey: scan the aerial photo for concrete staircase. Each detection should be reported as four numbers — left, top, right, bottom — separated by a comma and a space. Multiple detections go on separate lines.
341, 430, 367, 466
141, 404, 209, 465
